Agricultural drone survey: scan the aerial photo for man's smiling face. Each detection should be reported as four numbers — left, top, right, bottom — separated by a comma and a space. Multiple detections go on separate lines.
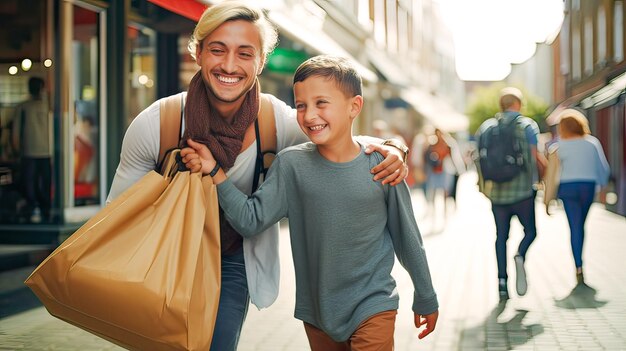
195, 19, 265, 105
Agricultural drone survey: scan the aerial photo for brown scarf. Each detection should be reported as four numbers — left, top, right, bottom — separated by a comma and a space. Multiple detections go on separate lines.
182, 71, 260, 169
182, 71, 260, 255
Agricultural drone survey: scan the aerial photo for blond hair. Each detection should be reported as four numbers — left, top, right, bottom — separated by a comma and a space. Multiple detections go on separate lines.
558, 108, 591, 136
188, 1, 278, 62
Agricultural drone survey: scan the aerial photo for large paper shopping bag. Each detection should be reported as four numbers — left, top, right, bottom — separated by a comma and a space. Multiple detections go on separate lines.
25, 150, 220, 351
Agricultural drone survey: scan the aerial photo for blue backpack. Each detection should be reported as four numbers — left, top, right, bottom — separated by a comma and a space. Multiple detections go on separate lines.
478, 114, 526, 183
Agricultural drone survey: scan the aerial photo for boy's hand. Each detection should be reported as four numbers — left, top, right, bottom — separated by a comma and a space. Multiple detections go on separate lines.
414, 310, 438, 339
365, 144, 408, 186
180, 139, 217, 175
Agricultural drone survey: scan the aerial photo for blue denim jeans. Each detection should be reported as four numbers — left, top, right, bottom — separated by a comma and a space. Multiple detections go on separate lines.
491, 193, 537, 280
558, 181, 595, 269
210, 248, 250, 351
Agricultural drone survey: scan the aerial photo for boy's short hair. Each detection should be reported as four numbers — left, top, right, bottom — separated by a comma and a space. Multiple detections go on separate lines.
188, 1, 278, 62
293, 55, 362, 97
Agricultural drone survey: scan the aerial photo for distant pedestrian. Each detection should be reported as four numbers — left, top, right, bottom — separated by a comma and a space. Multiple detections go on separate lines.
410, 128, 429, 193
545, 108, 609, 286
475, 87, 547, 300
423, 128, 464, 230
12, 77, 52, 223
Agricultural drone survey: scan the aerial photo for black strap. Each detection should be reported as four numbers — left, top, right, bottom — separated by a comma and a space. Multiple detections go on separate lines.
177, 93, 184, 144
252, 119, 265, 191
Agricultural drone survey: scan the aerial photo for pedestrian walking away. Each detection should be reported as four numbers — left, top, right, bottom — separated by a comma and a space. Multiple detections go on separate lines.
475, 87, 547, 301
544, 108, 610, 287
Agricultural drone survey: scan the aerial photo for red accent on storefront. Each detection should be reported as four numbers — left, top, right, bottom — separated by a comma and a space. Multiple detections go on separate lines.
147, 0, 207, 22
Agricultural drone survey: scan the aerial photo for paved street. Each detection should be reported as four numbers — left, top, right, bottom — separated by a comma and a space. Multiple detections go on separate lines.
1, 171, 625, 350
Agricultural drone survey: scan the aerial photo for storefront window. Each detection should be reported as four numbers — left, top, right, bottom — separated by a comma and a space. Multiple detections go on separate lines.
128, 24, 156, 126
71, 4, 101, 207
0, 0, 54, 223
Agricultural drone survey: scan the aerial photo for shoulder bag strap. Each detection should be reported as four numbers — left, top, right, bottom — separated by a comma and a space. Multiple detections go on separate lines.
157, 93, 184, 172
252, 94, 276, 190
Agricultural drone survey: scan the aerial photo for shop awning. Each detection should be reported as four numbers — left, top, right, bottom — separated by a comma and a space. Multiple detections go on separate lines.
147, 0, 207, 22
580, 72, 626, 109
401, 88, 469, 132
366, 48, 411, 87
267, 10, 378, 83
546, 73, 626, 126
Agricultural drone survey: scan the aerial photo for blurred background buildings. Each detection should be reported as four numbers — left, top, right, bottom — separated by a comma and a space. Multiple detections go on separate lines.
0, 0, 624, 244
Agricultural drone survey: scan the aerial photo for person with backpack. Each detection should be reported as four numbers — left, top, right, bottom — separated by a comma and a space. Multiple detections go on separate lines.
105, 2, 409, 350
475, 87, 547, 301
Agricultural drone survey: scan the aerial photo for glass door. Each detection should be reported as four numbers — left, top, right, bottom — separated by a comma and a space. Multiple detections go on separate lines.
62, 2, 105, 220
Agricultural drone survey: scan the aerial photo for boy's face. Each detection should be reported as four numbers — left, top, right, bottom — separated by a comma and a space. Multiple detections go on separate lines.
195, 20, 265, 105
294, 76, 362, 146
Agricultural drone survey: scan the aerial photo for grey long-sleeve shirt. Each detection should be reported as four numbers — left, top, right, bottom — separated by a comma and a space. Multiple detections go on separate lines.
217, 142, 438, 341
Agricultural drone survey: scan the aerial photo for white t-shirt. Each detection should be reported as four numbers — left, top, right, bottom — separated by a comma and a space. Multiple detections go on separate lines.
107, 93, 306, 309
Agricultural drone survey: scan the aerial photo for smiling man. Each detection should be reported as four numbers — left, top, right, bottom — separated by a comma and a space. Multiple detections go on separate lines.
107, 1, 409, 350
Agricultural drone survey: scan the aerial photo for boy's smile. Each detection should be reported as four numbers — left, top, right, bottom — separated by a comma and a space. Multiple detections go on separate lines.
307, 123, 328, 132
294, 75, 362, 162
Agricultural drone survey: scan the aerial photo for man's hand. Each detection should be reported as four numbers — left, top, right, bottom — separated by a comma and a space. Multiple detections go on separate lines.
180, 139, 216, 175
415, 310, 438, 339
365, 143, 408, 186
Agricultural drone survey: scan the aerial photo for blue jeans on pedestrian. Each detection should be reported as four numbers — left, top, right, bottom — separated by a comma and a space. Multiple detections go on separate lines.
210, 248, 250, 351
558, 181, 595, 269
491, 193, 537, 280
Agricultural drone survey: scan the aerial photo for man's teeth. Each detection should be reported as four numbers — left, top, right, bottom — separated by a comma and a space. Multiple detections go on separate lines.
310, 125, 326, 131
217, 75, 240, 83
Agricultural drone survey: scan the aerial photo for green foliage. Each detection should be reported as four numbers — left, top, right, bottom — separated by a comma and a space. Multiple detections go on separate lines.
466, 83, 549, 135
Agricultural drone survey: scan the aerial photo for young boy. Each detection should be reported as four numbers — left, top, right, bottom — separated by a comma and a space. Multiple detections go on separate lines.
181, 55, 438, 350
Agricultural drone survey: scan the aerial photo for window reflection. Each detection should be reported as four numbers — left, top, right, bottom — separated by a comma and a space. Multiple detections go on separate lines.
128, 24, 156, 127
72, 5, 100, 206
0, 0, 53, 223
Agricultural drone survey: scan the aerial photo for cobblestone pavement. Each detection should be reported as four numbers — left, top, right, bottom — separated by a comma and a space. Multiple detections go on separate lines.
1, 172, 625, 350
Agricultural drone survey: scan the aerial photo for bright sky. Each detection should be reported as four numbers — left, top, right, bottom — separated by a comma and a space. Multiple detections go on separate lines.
436, 0, 565, 81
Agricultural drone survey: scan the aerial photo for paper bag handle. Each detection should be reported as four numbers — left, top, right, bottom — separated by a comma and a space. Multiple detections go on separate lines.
160, 149, 187, 180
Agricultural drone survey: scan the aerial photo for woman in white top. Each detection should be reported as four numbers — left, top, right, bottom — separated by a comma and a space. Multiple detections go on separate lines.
550, 108, 610, 285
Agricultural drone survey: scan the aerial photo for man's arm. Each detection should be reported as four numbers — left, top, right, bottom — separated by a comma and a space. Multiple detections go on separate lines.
532, 145, 547, 180
523, 119, 547, 180
357, 135, 409, 185
107, 104, 160, 202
